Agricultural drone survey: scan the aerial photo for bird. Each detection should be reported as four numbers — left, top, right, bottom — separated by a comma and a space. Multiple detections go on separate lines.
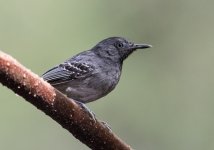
42, 37, 151, 104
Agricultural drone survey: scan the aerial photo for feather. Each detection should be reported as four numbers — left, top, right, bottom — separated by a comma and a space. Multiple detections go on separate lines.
42, 62, 94, 85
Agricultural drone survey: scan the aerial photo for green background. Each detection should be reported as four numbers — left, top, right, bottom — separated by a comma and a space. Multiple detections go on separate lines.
0, 0, 214, 150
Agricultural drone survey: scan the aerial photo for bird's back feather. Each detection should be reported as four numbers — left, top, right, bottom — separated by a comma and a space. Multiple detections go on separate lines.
42, 61, 94, 85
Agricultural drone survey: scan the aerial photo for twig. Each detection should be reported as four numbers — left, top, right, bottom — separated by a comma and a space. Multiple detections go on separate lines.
0, 51, 132, 150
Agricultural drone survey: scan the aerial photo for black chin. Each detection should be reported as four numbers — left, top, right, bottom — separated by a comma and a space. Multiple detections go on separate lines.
120, 49, 135, 62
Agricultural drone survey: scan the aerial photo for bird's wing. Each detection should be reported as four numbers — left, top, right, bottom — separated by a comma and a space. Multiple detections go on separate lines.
42, 61, 94, 85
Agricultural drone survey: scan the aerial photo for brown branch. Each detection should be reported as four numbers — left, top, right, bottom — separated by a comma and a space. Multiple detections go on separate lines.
0, 51, 132, 150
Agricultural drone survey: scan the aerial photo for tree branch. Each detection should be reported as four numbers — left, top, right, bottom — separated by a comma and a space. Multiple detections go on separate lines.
0, 51, 132, 150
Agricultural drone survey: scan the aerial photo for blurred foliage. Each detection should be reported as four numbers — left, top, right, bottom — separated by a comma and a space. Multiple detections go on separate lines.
0, 0, 214, 150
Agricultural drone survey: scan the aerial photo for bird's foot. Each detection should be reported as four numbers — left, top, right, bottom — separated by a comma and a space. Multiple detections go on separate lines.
74, 100, 96, 122
101, 121, 112, 132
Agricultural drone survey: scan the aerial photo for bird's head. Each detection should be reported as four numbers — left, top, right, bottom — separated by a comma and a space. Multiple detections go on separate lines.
93, 37, 152, 63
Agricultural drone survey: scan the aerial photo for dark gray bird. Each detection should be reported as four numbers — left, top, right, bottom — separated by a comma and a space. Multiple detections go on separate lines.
42, 37, 151, 103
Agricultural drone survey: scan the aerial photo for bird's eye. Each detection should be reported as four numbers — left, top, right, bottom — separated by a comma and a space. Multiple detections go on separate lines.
115, 42, 124, 49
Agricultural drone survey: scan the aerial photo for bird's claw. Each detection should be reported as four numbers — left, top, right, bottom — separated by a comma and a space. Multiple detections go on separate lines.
101, 121, 112, 132
75, 101, 97, 122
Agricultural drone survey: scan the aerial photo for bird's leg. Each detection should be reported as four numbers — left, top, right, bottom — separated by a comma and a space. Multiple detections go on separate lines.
101, 121, 112, 132
74, 100, 111, 131
74, 100, 96, 122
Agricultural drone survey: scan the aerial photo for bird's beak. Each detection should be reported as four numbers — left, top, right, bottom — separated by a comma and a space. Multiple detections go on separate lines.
133, 43, 152, 49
